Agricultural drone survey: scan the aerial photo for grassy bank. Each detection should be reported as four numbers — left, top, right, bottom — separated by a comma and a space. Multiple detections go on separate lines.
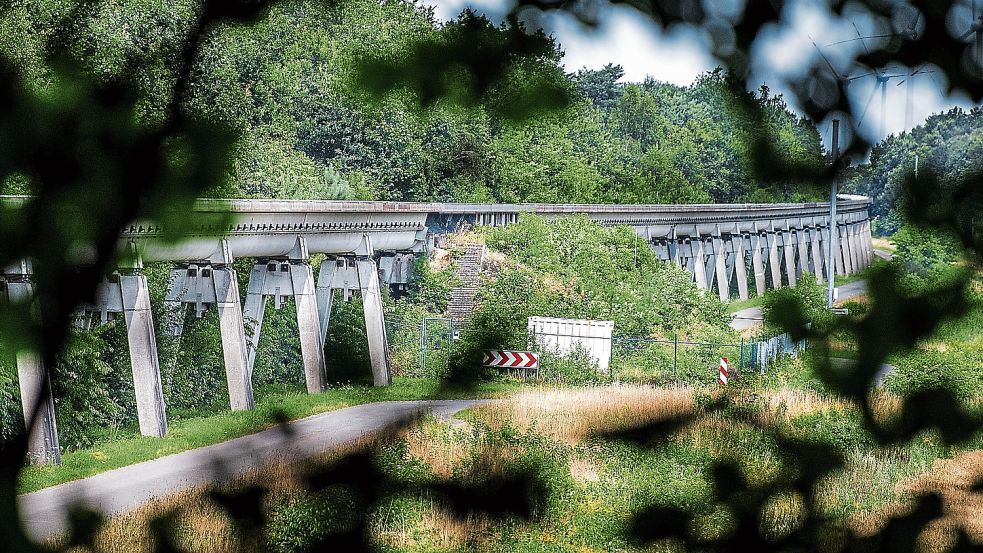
70, 384, 981, 552
19, 378, 518, 494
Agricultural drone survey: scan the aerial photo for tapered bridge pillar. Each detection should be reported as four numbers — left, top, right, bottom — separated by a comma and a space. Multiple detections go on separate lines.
2, 262, 60, 464
163, 239, 253, 411
750, 232, 767, 297
243, 237, 327, 394
315, 235, 392, 387
78, 257, 168, 438
732, 235, 749, 300
120, 271, 168, 437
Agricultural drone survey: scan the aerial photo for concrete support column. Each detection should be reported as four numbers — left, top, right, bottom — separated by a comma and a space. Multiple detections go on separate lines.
5, 277, 61, 465
16, 349, 61, 464
782, 230, 797, 287
289, 260, 328, 394
832, 226, 846, 276
864, 221, 874, 266
213, 266, 253, 411
242, 264, 268, 375
691, 239, 708, 290
356, 256, 392, 386
796, 230, 810, 278
119, 273, 168, 438
845, 224, 858, 273
767, 231, 783, 289
750, 233, 766, 296
704, 238, 717, 291
316, 260, 339, 344
713, 236, 729, 301
839, 224, 853, 275
849, 224, 862, 270
811, 227, 825, 284
731, 235, 749, 300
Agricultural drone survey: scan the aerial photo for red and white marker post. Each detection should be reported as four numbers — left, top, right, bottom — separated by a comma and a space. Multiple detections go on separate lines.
718, 357, 730, 385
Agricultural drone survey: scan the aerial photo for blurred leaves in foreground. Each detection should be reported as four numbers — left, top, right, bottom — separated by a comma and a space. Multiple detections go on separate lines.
0, 0, 983, 552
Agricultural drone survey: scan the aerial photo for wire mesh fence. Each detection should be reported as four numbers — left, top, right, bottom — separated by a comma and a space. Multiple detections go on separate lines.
744, 332, 809, 374
388, 313, 808, 384
609, 337, 744, 385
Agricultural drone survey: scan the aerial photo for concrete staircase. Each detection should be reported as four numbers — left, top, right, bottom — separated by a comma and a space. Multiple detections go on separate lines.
448, 243, 485, 329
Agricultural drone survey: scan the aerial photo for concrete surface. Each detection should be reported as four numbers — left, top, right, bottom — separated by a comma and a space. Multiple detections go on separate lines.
18, 399, 484, 542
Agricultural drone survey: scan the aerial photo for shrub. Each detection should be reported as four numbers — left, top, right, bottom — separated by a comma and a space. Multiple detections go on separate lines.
884, 350, 980, 401
761, 274, 827, 336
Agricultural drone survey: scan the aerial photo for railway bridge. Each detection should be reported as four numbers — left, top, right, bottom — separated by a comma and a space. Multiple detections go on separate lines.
0, 196, 872, 463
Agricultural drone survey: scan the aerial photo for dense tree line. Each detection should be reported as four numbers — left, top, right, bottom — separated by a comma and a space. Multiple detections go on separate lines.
845, 107, 983, 234
0, 0, 825, 205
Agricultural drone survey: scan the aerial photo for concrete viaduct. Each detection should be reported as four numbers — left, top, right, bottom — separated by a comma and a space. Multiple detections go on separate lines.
0, 196, 872, 463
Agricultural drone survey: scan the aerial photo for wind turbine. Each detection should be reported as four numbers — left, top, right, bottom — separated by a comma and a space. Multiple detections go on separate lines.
830, 23, 906, 139
896, 64, 940, 132
810, 36, 872, 90
827, 10, 921, 46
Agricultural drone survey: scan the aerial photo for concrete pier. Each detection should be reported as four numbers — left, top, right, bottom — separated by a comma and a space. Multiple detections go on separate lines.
120, 273, 168, 438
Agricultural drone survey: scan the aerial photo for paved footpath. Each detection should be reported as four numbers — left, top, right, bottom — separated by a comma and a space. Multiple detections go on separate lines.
18, 399, 484, 542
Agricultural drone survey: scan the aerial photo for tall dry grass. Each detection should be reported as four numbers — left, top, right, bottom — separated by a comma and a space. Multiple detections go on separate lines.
471, 384, 696, 444
48, 384, 979, 553
850, 450, 983, 552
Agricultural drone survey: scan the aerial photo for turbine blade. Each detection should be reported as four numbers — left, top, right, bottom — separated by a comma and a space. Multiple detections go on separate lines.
845, 72, 874, 81
827, 34, 899, 46
857, 86, 878, 129
853, 21, 873, 57
810, 36, 842, 79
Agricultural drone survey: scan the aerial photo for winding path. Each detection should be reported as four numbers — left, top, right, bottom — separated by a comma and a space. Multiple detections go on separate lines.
17, 399, 485, 542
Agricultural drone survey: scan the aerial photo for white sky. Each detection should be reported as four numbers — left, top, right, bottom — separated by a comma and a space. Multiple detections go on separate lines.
423, 0, 978, 151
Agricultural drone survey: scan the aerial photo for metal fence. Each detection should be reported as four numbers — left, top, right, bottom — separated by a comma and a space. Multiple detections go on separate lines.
744, 332, 809, 374
609, 336, 744, 385
389, 314, 807, 383
608, 332, 808, 384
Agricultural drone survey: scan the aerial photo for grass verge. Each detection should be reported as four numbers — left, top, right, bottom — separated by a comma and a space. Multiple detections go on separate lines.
19, 377, 518, 494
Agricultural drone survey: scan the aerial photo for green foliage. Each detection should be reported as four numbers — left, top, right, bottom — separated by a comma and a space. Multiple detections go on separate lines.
406, 256, 458, 314
253, 301, 306, 388
846, 107, 983, 224
324, 297, 372, 383
534, 348, 607, 385
0, 354, 23, 442
884, 350, 981, 401
49, 330, 121, 450
789, 408, 871, 452
267, 486, 361, 552
0, 0, 822, 206
760, 273, 828, 336
891, 224, 962, 274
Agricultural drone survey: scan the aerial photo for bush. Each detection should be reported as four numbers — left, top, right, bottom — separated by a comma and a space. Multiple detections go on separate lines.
50, 329, 124, 449
0, 354, 23, 442
884, 350, 980, 401
891, 225, 962, 275
761, 274, 827, 336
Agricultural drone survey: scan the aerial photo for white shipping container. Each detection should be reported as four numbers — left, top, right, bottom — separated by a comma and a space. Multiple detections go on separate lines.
527, 316, 614, 372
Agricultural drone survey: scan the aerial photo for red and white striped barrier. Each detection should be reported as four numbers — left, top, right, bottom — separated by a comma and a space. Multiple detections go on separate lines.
483, 350, 540, 369
719, 357, 730, 385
